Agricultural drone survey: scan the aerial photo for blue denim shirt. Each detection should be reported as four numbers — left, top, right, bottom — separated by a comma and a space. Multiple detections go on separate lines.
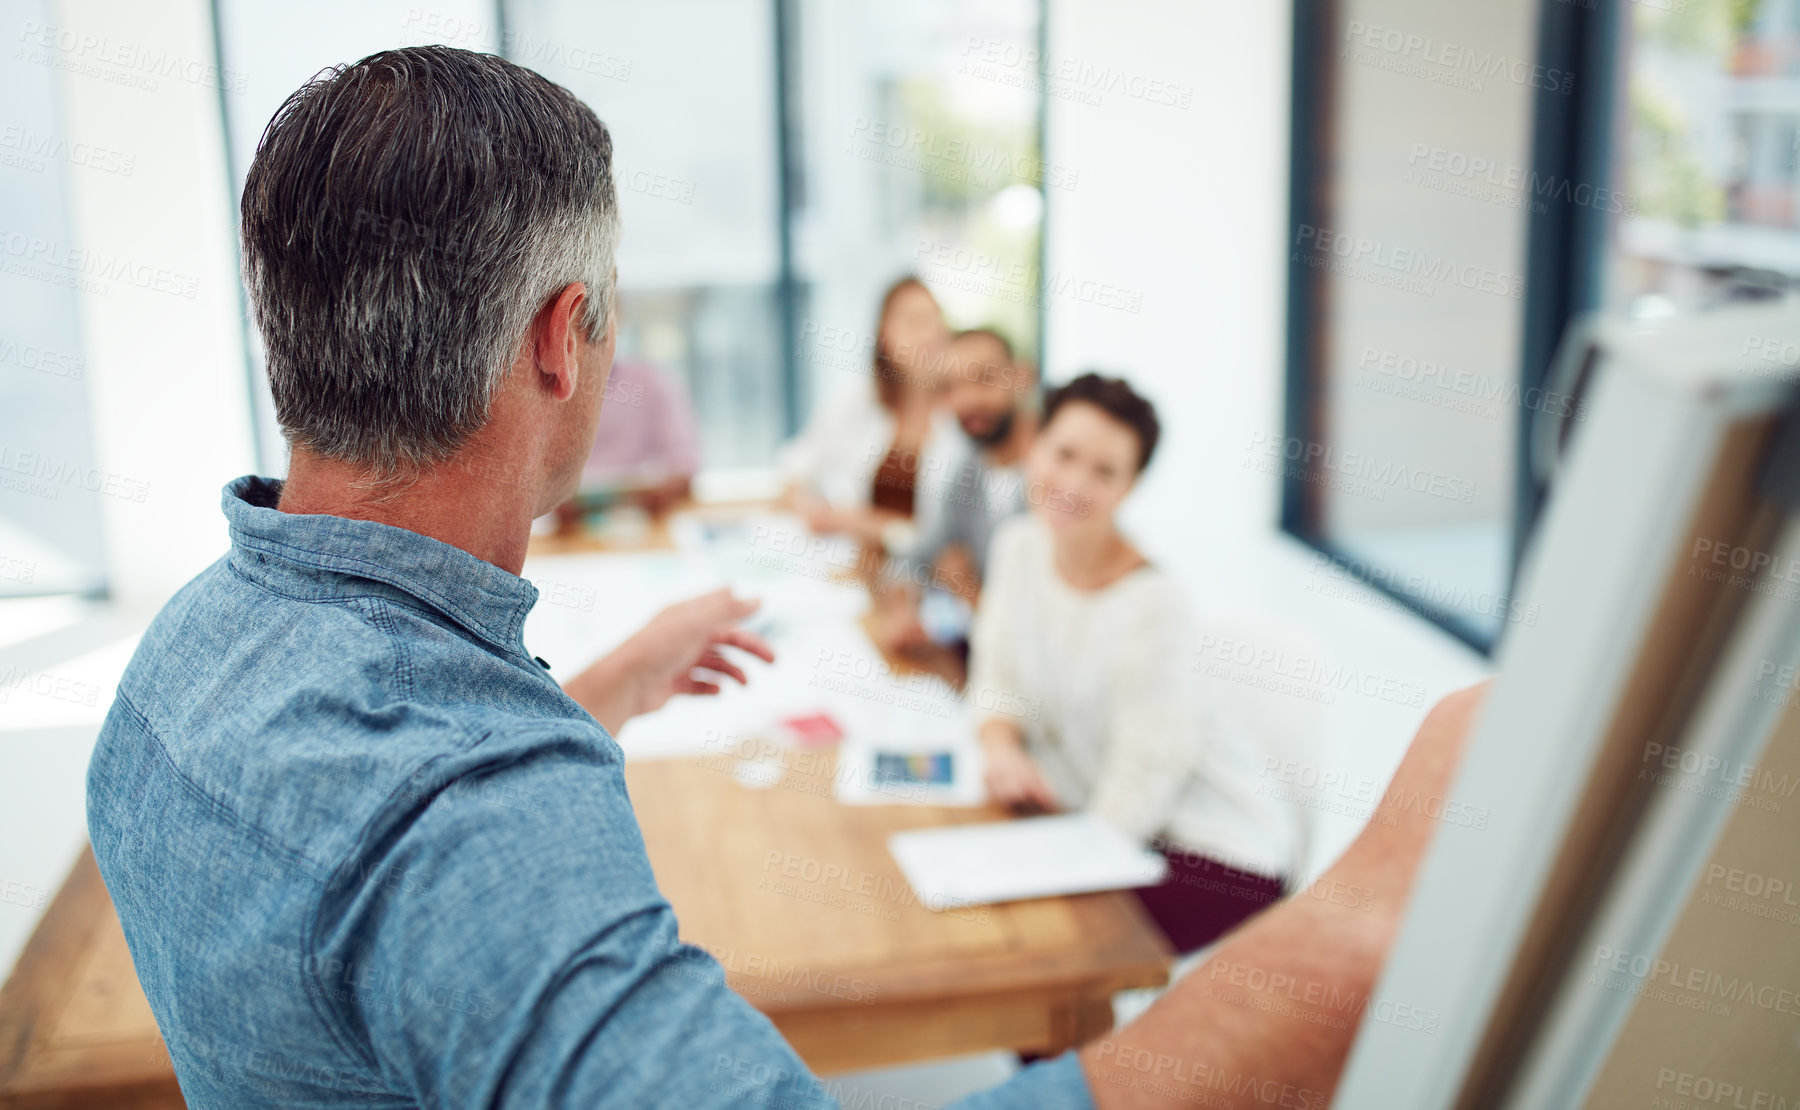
86, 476, 1093, 1109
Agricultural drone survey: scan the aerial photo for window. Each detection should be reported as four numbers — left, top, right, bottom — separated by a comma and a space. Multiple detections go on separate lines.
1284, 0, 1621, 652
789, 0, 1049, 406
1604, 0, 1800, 316
501, 0, 792, 468
510, 0, 1048, 466
0, 0, 108, 598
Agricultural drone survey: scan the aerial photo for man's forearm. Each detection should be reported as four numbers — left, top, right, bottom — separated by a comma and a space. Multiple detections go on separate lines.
1081, 684, 1488, 1109
562, 649, 639, 735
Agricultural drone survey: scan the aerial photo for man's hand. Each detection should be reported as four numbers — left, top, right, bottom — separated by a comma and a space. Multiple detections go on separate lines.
564, 589, 776, 734
979, 720, 1058, 813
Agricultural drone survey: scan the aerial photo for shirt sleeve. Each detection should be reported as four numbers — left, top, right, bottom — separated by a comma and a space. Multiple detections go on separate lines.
893, 446, 964, 579
1087, 585, 1206, 844
316, 724, 1095, 1109
899, 487, 952, 574
904, 416, 964, 559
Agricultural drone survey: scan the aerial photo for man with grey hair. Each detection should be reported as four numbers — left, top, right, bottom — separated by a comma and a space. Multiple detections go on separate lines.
87, 45, 1484, 1110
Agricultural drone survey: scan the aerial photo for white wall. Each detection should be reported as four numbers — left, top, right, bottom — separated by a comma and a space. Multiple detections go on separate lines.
1043, 0, 1492, 877
1043, 0, 1289, 557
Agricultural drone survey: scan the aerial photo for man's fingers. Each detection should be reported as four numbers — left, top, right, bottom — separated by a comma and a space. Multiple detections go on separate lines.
714, 627, 776, 665
677, 677, 723, 697
693, 651, 748, 686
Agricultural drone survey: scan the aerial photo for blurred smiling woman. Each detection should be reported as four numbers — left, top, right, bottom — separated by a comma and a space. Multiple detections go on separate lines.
967, 373, 1293, 954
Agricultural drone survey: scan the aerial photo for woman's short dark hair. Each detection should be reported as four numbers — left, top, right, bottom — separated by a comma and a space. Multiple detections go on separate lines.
1042, 372, 1161, 472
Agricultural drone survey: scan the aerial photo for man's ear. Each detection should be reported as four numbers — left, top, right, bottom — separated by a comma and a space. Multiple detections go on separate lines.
531, 282, 590, 402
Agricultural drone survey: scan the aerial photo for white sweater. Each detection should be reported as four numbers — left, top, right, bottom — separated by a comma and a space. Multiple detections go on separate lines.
967, 515, 1294, 880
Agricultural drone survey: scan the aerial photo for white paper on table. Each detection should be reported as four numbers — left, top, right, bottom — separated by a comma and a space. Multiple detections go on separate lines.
887, 812, 1169, 910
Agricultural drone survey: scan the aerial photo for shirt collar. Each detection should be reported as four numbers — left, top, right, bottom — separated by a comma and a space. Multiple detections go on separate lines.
221, 475, 540, 659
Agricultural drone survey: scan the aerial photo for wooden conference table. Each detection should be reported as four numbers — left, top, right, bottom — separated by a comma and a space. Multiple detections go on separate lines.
0, 508, 1174, 1107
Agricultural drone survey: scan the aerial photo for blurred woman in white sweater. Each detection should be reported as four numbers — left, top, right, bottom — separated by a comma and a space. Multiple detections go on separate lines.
968, 373, 1293, 953
779, 276, 955, 549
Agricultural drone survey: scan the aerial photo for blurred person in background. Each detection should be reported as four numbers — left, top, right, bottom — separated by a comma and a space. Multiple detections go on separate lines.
553, 355, 700, 528
779, 276, 955, 549
968, 373, 1292, 955
869, 327, 1038, 676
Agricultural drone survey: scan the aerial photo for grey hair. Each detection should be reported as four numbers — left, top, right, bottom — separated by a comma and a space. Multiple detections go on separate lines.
241, 45, 620, 476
